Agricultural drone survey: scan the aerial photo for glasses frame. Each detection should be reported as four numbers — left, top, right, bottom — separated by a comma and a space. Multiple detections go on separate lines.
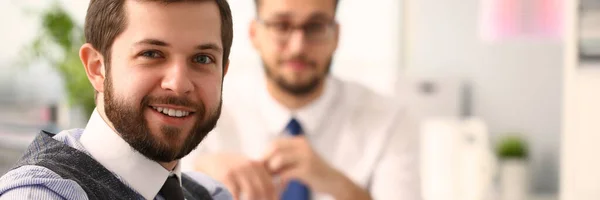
256, 18, 337, 44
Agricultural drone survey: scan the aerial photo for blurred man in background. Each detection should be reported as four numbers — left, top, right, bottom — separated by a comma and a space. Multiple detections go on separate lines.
182, 0, 421, 199
0, 0, 233, 199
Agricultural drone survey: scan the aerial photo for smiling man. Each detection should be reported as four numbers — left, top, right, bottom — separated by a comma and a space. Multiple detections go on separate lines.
0, 0, 233, 199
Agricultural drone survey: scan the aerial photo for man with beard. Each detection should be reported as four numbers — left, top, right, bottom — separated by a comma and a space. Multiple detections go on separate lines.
0, 0, 233, 199
181, 0, 422, 199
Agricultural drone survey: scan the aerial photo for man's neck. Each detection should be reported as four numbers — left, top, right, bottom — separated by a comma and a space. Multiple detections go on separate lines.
266, 79, 325, 110
159, 161, 178, 171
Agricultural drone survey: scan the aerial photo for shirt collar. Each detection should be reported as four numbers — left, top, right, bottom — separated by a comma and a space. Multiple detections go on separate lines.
80, 109, 182, 200
259, 77, 339, 136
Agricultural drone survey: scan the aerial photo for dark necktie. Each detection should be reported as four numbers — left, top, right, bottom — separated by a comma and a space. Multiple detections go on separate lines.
159, 175, 184, 200
281, 118, 311, 200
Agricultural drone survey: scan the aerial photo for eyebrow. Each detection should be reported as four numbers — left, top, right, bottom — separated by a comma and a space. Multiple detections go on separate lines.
135, 39, 168, 46
196, 43, 223, 53
307, 13, 332, 21
271, 13, 292, 19
134, 38, 223, 53
268, 12, 333, 23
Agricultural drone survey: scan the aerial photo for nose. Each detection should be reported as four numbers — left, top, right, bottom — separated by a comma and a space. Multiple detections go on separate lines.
286, 30, 307, 55
160, 59, 194, 96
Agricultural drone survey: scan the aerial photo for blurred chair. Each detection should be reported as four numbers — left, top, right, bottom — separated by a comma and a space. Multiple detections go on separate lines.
395, 77, 496, 200
0, 103, 48, 175
395, 76, 469, 121
420, 118, 496, 200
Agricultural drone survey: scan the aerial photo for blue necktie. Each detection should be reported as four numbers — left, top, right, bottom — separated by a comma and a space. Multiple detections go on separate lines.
281, 118, 311, 200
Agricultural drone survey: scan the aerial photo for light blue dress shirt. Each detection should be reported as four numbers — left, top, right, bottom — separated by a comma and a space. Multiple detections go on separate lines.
0, 111, 232, 200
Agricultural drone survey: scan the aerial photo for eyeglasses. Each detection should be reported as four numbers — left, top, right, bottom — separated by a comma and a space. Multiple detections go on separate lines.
256, 18, 336, 44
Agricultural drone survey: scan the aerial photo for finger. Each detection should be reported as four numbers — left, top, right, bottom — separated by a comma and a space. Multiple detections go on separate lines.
262, 138, 298, 161
276, 169, 311, 200
248, 161, 277, 200
222, 174, 240, 200
273, 176, 285, 199
244, 162, 274, 200
278, 167, 304, 188
266, 151, 300, 175
236, 163, 265, 200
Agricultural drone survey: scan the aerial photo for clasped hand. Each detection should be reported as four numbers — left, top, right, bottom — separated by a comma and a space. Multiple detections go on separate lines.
197, 136, 341, 200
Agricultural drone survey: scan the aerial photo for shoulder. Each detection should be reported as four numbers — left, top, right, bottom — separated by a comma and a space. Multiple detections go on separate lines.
183, 171, 233, 200
0, 165, 87, 199
336, 78, 404, 129
52, 129, 87, 152
338, 79, 419, 140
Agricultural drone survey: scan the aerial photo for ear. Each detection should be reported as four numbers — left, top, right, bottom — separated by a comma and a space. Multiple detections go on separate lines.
223, 59, 230, 77
333, 22, 340, 50
79, 43, 106, 93
249, 20, 260, 49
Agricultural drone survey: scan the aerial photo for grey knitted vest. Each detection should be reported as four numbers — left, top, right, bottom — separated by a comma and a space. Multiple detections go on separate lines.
13, 131, 213, 200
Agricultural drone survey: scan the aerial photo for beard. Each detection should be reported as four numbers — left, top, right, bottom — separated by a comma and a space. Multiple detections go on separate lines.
103, 75, 222, 163
264, 54, 332, 97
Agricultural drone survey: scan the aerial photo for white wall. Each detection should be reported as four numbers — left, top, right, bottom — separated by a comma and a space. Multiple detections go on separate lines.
0, 1, 81, 105
0, 0, 404, 101
561, 0, 600, 199
405, 0, 562, 193
562, 69, 600, 200
0, 0, 88, 62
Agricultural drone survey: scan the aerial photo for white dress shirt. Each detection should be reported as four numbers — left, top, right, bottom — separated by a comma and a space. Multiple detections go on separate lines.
79, 110, 230, 200
80, 110, 179, 200
182, 76, 421, 200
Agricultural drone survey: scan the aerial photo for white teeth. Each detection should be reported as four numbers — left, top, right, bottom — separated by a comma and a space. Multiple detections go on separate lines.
151, 106, 191, 118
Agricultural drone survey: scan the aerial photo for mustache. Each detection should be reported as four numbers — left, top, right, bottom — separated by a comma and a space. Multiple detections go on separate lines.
278, 54, 317, 68
141, 95, 205, 113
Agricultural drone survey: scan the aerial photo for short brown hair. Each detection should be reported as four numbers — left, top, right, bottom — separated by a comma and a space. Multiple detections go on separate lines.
253, 0, 340, 13
84, 0, 233, 69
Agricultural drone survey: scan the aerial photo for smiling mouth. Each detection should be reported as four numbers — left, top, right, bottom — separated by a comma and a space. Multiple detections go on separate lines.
150, 106, 194, 118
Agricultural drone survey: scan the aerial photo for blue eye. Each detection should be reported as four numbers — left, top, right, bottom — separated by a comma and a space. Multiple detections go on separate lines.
140, 50, 162, 58
193, 55, 213, 64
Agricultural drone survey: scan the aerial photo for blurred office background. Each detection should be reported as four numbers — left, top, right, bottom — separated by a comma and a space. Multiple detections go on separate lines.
1, 0, 598, 199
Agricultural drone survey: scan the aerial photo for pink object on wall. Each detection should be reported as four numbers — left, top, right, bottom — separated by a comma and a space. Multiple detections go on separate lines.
532, 0, 563, 37
480, 0, 563, 42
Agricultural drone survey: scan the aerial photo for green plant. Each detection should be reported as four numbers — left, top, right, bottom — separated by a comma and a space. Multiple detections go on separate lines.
496, 134, 529, 159
21, 2, 95, 117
